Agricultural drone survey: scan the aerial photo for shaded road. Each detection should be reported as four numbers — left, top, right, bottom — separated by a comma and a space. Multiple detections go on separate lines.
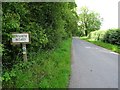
69, 37, 118, 88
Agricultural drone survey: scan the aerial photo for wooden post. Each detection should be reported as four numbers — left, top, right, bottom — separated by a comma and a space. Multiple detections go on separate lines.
22, 44, 27, 62
11, 33, 30, 62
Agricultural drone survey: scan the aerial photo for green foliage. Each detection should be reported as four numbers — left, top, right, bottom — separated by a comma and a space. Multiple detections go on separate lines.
88, 29, 120, 46
2, 2, 78, 68
103, 29, 120, 45
88, 30, 108, 41
0, 44, 3, 56
2, 38, 72, 88
2, 70, 16, 82
2, 2, 78, 88
80, 37, 120, 54
78, 6, 103, 36
2, 3, 29, 68
83, 28, 120, 53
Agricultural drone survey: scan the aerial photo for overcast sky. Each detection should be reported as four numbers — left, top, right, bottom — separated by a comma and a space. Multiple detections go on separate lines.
75, 0, 119, 30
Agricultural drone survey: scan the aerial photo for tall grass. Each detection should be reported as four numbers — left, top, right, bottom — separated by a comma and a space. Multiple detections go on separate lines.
2, 38, 72, 88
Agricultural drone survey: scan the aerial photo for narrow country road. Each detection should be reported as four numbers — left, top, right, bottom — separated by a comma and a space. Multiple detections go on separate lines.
69, 37, 118, 88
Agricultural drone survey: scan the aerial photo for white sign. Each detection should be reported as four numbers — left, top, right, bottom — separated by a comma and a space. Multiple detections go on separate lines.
12, 33, 29, 43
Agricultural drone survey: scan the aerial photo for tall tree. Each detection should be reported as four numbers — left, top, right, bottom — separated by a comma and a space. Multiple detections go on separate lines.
78, 6, 103, 36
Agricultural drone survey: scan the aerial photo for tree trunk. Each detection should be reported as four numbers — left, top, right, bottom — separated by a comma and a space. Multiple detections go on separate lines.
84, 22, 88, 36
85, 29, 88, 36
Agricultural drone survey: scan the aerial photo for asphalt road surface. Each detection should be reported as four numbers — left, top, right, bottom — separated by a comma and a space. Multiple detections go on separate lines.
69, 37, 118, 88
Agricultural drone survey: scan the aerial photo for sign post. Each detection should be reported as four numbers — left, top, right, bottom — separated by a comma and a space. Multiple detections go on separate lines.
11, 33, 30, 62
22, 44, 27, 62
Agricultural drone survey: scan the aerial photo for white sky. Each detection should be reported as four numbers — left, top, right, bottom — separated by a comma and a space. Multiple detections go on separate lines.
75, 0, 119, 30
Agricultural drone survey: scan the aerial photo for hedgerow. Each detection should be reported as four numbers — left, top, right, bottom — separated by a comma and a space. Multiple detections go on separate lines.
88, 29, 120, 46
103, 29, 120, 45
88, 30, 108, 41
2, 2, 78, 68
2, 2, 78, 88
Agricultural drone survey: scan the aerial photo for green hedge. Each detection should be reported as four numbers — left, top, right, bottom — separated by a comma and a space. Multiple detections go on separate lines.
88, 29, 120, 46
2, 2, 78, 68
88, 30, 108, 41
103, 29, 120, 45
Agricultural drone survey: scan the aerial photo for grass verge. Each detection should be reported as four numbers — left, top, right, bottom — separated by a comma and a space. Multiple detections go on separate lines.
2, 38, 72, 88
80, 37, 120, 54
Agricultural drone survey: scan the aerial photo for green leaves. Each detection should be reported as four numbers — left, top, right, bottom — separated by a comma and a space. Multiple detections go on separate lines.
103, 29, 120, 45
0, 44, 3, 56
2, 2, 78, 88
2, 1, 78, 71
88, 30, 108, 41
88, 29, 120, 46
78, 6, 102, 36
2, 69, 16, 82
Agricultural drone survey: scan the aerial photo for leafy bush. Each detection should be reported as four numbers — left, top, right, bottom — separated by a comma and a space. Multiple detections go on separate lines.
88, 30, 108, 41
2, 2, 78, 88
103, 29, 120, 45
2, 2, 78, 68
88, 29, 120, 46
